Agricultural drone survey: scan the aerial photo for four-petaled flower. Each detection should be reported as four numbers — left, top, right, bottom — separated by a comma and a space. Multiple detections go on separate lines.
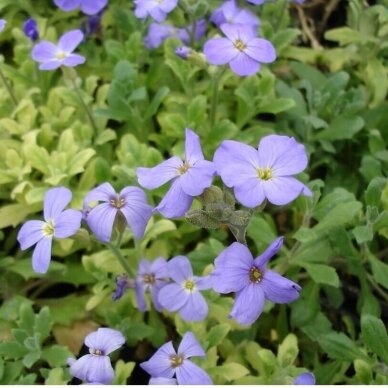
214, 134, 312, 207
204, 23, 276, 76
140, 332, 212, 384
134, 0, 178, 23
211, 237, 301, 325
83, 182, 152, 242
137, 128, 215, 218
136, 257, 169, 312
158, 256, 211, 321
17, 187, 82, 274
293, 372, 316, 385
54, 0, 108, 15
69, 328, 125, 384
32, 29, 86, 70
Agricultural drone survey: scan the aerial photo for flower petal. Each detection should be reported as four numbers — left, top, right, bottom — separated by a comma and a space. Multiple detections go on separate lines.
254, 237, 284, 269
234, 177, 265, 208
263, 177, 311, 206
57, 29, 84, 53
212, 242, 252, 293
184, 128, 204, 164
229, 283, 265, 325
194, 275, 212, 291
167, 255, 193, 283
155, 179, 193, 218
43, 187, 72, 221
229, 52, 260, 76
203, 37, 237, 65
17, 220, 45, 250
39, 60, 62, 70
245, 38, 276, 63
32, 41, 57, 62
150, 257, 169, 278
178, 332, 205, 358
149, 377, 177, 385
70, 354, 114, 384
119, 187, 153, 239
179, 160, 215, 196
149, 7, 167, 23
135, 280, 148, 311
86, 203, 117, 242
158, 0, 178, 13
136, 156, 182, 190
293, 372, 316, 385
84, 182, 117, 206
257, 135, 308, 176
176, 360, 213, 385
220, 23, 256, 42
158, 283, 189, 312
140, 341, 176, 378
85, 328, 125, 355
32, 237, 52, 274
179, 292, 208, 321
80, 0, 107, 15
62, 53, 86, 67
54, 209, 82, 238
261, 270, 301, 303
150, 282, 166, 312
54, 0, 80, 12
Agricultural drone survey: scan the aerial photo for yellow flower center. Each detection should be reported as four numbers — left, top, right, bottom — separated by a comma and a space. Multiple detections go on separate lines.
257, 167, 273, 181
110, 197, 125, 209
55, 51, 67, 60
178, 162, 191, 175
183, 279, 196, 292
170, 355, 184, 367
249, 266, 263, 283
90, 348, 104, 356
143, 274, 155, 285
234, 39, 247, 51
42, 220, 55, 237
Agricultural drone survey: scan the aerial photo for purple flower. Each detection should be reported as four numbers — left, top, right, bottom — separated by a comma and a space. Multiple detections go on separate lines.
17, 187, 82, 274
213, 135, 312, 207
140, 332, 212, 384
175, 46, 191, 59
54, 0, 108, 15
69, 328, 125, 384
204, 23, 276, 76
211, 237, 301, 325
83, 183, 152, 242
112, 275, 135, 301
137, 129, 215, 218
293, 372, 316, 385
211, 0, 259, 29
134, 0, 178, 23
0, 19, 6, 32
177, 19, 207, 43
158, 256, 211, 321
31, 29, 86, 71
23, 18, 39, 41
149, 377, 177, 384
135, 257, 169, 312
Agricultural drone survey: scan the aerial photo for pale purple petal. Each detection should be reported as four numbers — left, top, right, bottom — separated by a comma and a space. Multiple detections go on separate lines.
149, 6, 167, 22
119, 187, 153, 239
54, 0, 80, 12
57, 29, 84, 52
62, 53, 86, 67
263, 177, 311, 205
150, 257, 169, 278
84, 182, 117, 206
140, 341, 176, 378
254, 236, 284, 268
155, 179, 193, 218
149, 377, 177, 384
70, 354, 114, 384
229, 52, 260, 76
194, 275, 212, 291
179, 292, 208, 321
234, 177, 265, 208
135, 280, 148, 311
212, 242, 252, 293
245, 38, 276, 63
204, 37, 237, 65
136, 156, 182, 190
176, 360, 213, 385
178, 332, 206, 358
230, 283, 265, 325
234, 9, 260, 27
184, 128, 204, 164
0, 19, 6, 32
43, 187, 72, 221
39, 60, 62, 70
179, 161, 215, 196
261, 270, 301, 303
86, 203, 117, 242
167, 255, 193, 283
32, 41, 57, 62
85, 328, 125, 355
80, 0, 108, 15
17, 220, 45, 250
158, 0, 178, 13
294, 372, 316, 385
54, 209, 82, 238
150, 282, 165, 311
32, 237, 52, 274
138, 259, 152, 276
158, 283, 189, 312
221, 23, 256, 42
257, 135, 308, 176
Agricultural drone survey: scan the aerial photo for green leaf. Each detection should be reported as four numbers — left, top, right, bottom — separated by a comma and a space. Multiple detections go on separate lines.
22, 351, 41, 368
141, 219, 176, 248
145, 87, 170, 120
67, 149, 95, 176
301, 264, 340, 287
45, 367, 69, 385
317, 332, 368, 362
208, 362, 250, 382
277, 334, 298, 367
365, 177, 387, 207
324, 27, 368, 45
361, 315, 388, 364
352, 225, 373, 244
34, 307, 52, 343
0, 204, 33, 228
258, 97, 295, 114
354, 359, 373, 384
113, 360, 135, 385
365, 58, 388, 107
41, 345, 72, 368
369, 255, 388, 289
0, 342, 27, 359
315, 115, 364, 140
207, 324, 231, 348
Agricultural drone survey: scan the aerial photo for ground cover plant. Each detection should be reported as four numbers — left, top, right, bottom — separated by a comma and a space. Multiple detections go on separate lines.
0, 0, 387, 384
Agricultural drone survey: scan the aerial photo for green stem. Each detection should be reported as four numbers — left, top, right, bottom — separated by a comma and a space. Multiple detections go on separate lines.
106, 241, 135, 277
0, 65, 18, 107
274, 0, 288, 32
209, 67, 226, 129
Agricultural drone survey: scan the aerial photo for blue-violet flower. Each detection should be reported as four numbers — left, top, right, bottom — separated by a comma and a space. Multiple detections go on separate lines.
0, 19, 6, 32
54, 0, 108, 15
23, 18, 39, 41
134, 0, 178, 23
293, 372, 316, 385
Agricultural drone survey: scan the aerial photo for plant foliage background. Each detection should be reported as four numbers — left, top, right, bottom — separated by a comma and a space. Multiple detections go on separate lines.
0, 0, 387, 384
